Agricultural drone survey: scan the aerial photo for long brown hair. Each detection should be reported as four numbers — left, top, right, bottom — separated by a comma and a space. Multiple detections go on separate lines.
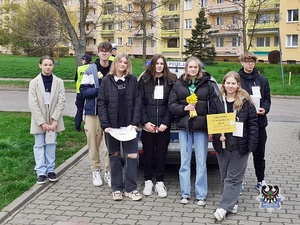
219, 71, 253, 111
143, 54, 177, 84
108, 53, 132, 77
183, 56, 203, 82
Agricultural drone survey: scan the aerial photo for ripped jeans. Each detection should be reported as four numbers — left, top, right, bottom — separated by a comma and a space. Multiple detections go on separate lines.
105, 133, 139, 193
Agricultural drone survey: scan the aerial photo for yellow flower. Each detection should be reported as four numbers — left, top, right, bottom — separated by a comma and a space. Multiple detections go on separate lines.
186, 93, 198, 104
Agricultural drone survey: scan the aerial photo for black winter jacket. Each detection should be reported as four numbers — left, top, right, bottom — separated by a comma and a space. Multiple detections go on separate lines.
138, 74, 176, 127
97, 74, 142, 129
238, 67, 271, 128
168, 73, 218, 132
210, 98, 258, 157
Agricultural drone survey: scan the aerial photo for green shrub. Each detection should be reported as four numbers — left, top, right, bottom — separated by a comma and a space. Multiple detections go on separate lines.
268, 50, 280, 64
283, 65, 300, 74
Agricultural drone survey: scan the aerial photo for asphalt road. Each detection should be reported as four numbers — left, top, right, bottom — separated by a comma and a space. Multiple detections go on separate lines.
1, 89, 300, 122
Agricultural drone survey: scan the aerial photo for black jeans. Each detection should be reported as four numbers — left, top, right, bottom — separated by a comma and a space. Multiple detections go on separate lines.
253, 127, 267, 182
141, 128, 170, 182
74, 93, 84, 131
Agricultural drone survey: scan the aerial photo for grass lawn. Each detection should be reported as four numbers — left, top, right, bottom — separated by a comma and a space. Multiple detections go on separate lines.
0, 54, 299, 96
0, 112, 86, 211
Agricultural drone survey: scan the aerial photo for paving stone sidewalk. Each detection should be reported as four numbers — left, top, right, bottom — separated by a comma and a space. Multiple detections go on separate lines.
1, 120, 299, 225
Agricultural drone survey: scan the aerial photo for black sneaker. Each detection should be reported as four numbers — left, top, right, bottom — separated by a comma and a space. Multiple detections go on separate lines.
36, 175, 47, 184
47, 172, 57, 182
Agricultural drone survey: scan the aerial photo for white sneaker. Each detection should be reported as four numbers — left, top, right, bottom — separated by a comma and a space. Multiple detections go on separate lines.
155, 182, 167, 198
214, 208, 227, 221
104, 171, 111, 187
196, 199, 206, 206
92, 169, 103, 186
143, 180, 154, 196
231, 204, 238, 214
124, 190, 143, 201
180, 197, 190, 204
112, 191, 123, 201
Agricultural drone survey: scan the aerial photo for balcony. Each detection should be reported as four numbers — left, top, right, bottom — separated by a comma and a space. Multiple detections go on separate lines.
248, 3, 279, 13
161, 11, 180, 20
247, 28, 279, 35
132, 12, 154, 22
100, 15, 115, 23
161, 29, 180, 38
102, 0, 114, 3
86, 14, 95, 23
88, 0, 98, 8
207, 5, 240, 15
132, 0, 153, 4
132, 30, 155, 38
100, 30, 114, 37
86, 30, 96, 38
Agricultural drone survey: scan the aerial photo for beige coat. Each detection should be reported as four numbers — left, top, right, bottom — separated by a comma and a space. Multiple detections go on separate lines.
28, 73, 65, 134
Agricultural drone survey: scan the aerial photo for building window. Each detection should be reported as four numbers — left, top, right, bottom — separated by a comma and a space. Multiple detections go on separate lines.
117, 23, 122, 30
232, 37, 240, 47
184, 0, 192, 10
150, 21, 155, 29
256, 37, 270, 47
116, 5, 122, 13
127, 21, 132, 30
151, 3, 156, 11
127, 37, 133, 46
232, 15, 239, 24
169, 3, 179, 11
286, 35, 298, 47
184, 38, 190, 47
117, 38, 122, 46
185, 19, 192, 29
274, 36, 279, 46
167, 38, 179, 48
108, 24, 113, 30
216, 37, 224, 47
287, 9, 299, 22
274, 12, 280, 23
68, 0, 73, 5
217, 0, 224, 3
256, 14, 271, 24
151, 40, 155, 47
200, 0, 208, 7
127, 4, 133, 12
216, 17, 225, 25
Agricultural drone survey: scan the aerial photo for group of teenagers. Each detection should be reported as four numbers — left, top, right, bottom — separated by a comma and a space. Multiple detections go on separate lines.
28, 41, 271, 222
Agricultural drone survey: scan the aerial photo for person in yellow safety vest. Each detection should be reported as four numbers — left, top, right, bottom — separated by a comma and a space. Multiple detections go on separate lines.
74, 54, 92, 131
109, 43, 117, 61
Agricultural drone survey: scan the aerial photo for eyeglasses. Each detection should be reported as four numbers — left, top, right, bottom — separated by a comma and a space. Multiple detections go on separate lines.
244, 61, 255, 65
99, 51, 110, 54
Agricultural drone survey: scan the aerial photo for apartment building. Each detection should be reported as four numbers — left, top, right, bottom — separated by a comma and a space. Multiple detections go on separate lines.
247, 0, 280, 62
1, 0, 299, 63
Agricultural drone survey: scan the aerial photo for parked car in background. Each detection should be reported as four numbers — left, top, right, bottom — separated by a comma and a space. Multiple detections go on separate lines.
138, 61, 219, 165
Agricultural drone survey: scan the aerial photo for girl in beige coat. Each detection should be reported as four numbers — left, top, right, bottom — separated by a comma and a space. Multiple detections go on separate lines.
28, 55, 65, 184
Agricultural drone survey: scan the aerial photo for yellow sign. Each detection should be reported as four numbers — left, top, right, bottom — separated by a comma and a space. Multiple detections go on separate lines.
207, 113, 236, 134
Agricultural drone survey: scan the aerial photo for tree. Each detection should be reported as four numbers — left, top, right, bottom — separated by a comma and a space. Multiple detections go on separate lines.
8, 0, 62, 55
182, 8, 216, 62
42, 0, 89, 66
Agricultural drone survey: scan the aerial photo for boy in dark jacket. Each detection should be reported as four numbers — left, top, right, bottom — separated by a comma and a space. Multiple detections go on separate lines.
238, 52, 271, 191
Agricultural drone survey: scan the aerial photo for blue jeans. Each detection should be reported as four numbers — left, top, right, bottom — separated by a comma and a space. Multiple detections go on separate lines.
33, 133, 57, 176
179, 130, 208, 200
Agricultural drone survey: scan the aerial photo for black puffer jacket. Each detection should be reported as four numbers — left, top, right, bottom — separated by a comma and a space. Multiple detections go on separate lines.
238, 67, 271, 128
97, 74, 142, 129
138, 74, 177, 127
210, 97, 258, 157
168, 73, 218, 132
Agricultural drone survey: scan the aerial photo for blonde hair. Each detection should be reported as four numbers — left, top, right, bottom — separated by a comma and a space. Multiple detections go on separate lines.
183, 56, 203, 82
108, 53, 132, 77
219, 71, 253, 111
239, 52, 257, 62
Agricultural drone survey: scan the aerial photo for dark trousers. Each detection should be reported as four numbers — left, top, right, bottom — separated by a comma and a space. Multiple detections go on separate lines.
74, 93, 84, 131
253, 127, 267, 182
105, 133, 138, 193
141, 129, 170, 182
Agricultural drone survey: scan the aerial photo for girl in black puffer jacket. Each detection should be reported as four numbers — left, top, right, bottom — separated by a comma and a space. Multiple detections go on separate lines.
168, 56, 218, 206
138, 54, 177, 198
211, 71, 258, 222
